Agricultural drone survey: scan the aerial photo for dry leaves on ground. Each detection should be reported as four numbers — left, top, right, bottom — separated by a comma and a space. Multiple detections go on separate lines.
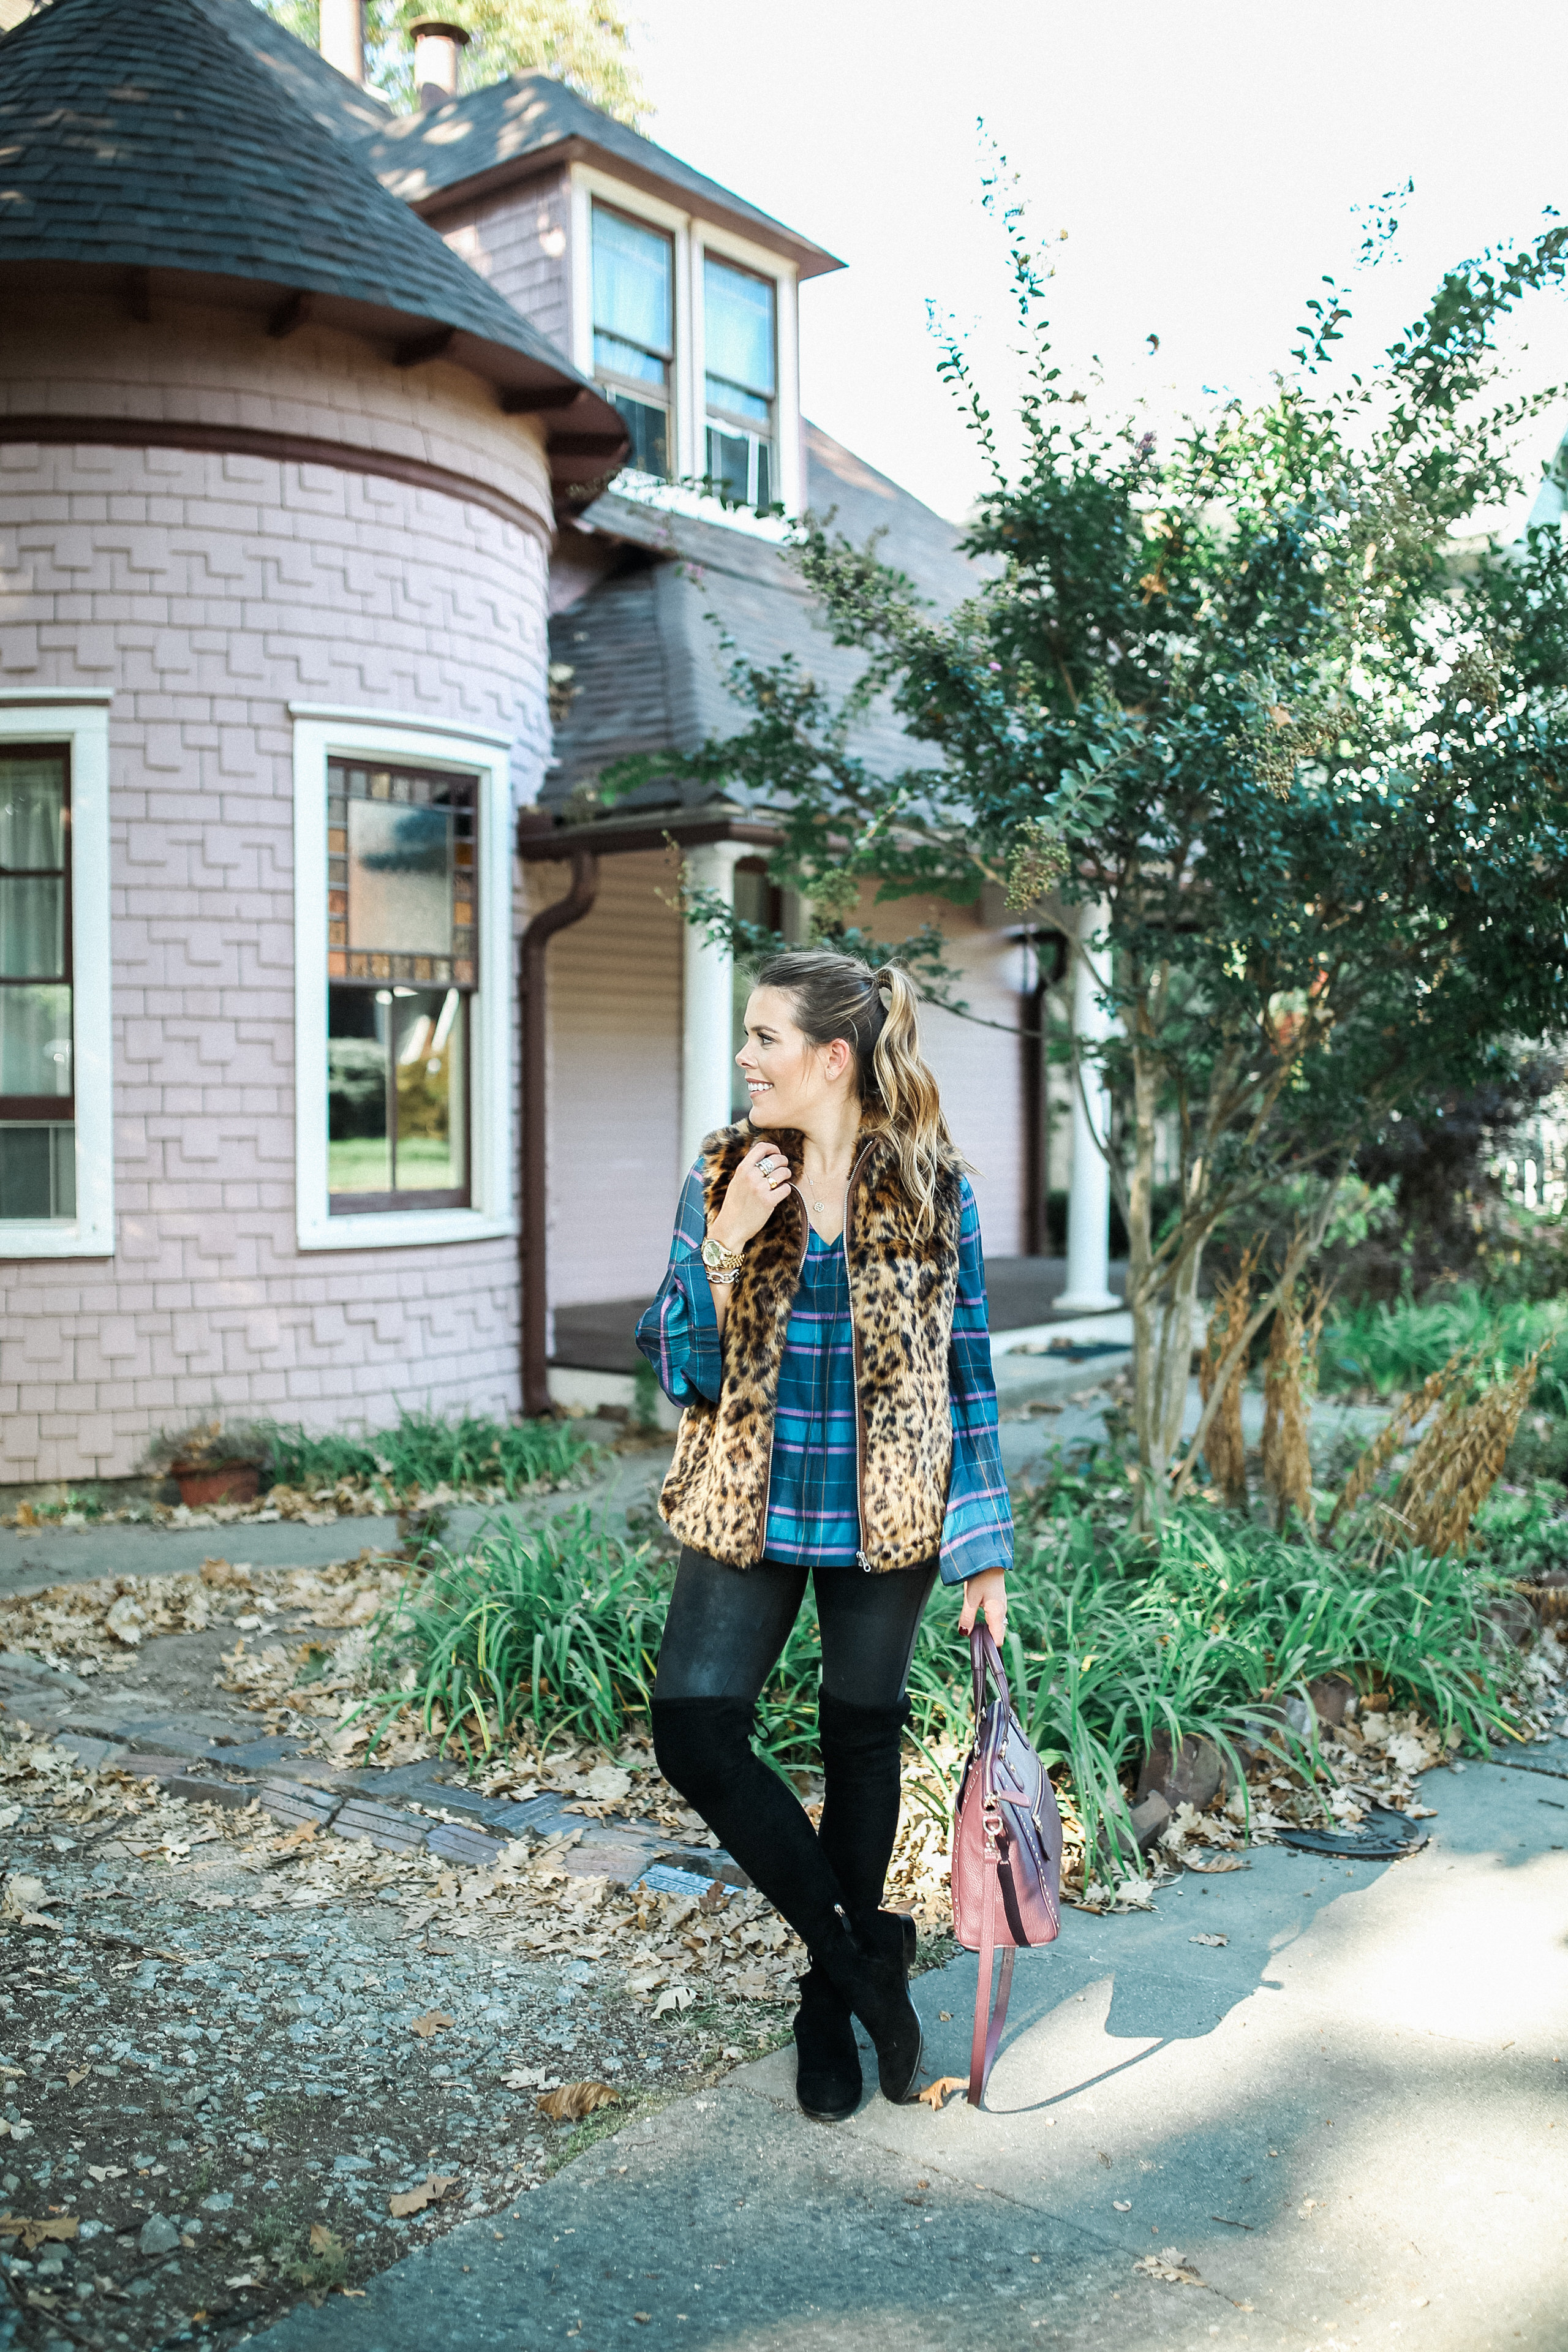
387, 2173, 458, 2219
1134, 2249, 1205, 2286
536, 2082, 619, 2123
0, 2216, 78, 2250
1189, 1933, 1228, 1947
916, 2076, 967, 2110
408, 2011, 454, 2038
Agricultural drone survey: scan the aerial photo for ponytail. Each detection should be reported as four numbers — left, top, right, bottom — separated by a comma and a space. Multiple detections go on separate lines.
752, 949, 960, 1234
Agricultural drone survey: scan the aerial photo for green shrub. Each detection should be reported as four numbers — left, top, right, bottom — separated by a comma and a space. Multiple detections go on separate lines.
254, 1406, 593, 1498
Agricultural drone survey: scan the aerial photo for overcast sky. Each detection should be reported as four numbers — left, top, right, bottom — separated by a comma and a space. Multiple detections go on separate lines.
634, 0, 1568, 527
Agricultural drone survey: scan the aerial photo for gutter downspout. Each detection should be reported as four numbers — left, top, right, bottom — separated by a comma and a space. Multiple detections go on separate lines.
519, 842, 599, 1419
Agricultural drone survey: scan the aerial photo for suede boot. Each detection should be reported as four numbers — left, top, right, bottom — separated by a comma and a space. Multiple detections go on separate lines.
791, 1962, 862, 2123
815, 1913, 922, 2103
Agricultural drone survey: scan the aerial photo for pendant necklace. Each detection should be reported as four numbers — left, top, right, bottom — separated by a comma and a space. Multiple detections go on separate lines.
807, 1164, 846, 1216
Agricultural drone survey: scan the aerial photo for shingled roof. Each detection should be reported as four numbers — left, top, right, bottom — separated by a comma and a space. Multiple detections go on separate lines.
363, 69, 842, 281
0, 0, 625, 483
545, 421, 986, 811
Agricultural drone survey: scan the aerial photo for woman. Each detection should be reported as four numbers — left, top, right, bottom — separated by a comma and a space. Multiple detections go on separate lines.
636, 949, 1012, 2120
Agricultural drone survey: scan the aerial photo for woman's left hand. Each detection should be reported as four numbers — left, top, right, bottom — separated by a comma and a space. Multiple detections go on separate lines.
958, 1567, 1008, 1651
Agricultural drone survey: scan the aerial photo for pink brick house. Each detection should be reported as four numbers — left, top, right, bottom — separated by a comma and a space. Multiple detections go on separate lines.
0, 0, 1106, 1485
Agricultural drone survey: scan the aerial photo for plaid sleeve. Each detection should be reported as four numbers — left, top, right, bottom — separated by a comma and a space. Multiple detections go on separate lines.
940, 1177, 1015, 1586
635, 1161, 722, 1407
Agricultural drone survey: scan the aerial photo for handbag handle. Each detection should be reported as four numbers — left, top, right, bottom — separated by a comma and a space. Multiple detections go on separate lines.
970, 1620, 1011, 1725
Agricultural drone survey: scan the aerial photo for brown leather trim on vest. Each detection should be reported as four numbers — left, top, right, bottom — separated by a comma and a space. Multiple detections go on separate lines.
658, 1123, 963, 1571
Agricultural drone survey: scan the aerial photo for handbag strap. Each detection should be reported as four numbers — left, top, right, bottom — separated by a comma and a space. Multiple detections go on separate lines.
966, 1812, 1017, 2107
970, 1622, 1011, 1725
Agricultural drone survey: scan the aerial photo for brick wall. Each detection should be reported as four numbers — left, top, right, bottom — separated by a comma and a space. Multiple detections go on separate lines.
0, 300, 554, 1483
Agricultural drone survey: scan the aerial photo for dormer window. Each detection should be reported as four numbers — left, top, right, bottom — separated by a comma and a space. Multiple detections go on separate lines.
592, 203, 674, 481
704, 254, 776, 510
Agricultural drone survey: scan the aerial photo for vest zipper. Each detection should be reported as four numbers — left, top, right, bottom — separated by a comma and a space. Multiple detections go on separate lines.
756, 1183, 813, 1563
842, 1140, 876, 1572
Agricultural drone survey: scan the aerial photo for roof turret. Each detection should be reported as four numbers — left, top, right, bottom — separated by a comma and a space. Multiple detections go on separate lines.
0, 0, 625, 488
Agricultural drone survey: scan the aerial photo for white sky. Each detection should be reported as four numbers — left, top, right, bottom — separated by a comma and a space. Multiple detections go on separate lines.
634, 0, 1568, 527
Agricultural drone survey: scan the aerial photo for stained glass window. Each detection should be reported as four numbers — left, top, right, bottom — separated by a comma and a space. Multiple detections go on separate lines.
326, 761, 477, 1207
0, 745, 75, 1223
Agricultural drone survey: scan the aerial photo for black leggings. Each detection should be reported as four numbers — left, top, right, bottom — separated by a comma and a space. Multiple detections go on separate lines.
650, 1548, 937, 1950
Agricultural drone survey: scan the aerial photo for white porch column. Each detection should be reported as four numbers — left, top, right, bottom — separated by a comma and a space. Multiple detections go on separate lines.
680, 842, 745, 1173
1057, 898, 1118, 1313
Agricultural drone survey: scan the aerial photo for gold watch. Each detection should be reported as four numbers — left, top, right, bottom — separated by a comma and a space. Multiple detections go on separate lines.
700, 1234, 744, 1275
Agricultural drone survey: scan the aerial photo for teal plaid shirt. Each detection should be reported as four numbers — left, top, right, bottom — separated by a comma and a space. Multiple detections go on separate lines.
635, 1164, 1013, 1585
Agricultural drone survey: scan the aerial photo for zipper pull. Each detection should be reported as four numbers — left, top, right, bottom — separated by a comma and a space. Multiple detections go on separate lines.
856, 1549, 875, 1574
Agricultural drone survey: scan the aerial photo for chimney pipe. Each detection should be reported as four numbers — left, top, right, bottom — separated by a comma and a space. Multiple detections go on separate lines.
410, 17, 470, 111
319, 0, 364, 84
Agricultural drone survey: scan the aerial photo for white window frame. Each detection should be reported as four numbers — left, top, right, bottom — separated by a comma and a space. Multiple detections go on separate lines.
0, 692, 113, 1261
290, 704, 515, 1253
572, 167, 695, 482
568, 165, 802, 521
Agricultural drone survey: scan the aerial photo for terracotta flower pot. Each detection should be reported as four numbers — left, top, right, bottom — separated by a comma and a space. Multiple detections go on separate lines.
172, 1460, 260, 1509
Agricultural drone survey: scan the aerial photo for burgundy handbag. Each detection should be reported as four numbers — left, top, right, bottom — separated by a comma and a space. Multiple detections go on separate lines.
950, 1624, 1064, 2106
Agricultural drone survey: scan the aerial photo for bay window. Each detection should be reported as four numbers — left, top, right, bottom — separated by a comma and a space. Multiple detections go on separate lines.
592, 203, 675, 481
704, 253, 776, 511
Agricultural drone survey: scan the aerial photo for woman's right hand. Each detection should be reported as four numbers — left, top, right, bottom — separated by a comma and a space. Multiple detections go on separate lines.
710, 1137, 797, 1252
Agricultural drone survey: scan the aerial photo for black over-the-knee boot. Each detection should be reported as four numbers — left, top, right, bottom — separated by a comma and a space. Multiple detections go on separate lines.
649, 1695, 845, 1948
791, 1691, 922, 2114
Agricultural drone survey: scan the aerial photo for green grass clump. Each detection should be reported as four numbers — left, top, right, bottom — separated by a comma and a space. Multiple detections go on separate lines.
366, 1510, 669, 1756
1320, 1284, 1568, 1411
364, 1464, 1520, 1878
255, 1406, 592, 1498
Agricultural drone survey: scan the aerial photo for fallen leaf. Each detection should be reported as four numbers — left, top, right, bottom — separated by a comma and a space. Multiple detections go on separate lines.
276, 1821, 318, 1851
916, 2076, 967, 2111
502, 2068, 548, 2090
654, 1986, 695, 2017
409, 2011, 454, 2038
86, 2165, 126, 2183
387, 2173, 457, 2218
633, 2315, 651, 2326
582, 1766, 632, 1804
105, 1596, 147, 1647
0, 2215, 78, 2250
1188, 1933, 1228, 1947
1113, 2201, 1131, 2212
66, 2069, 89, 2088
536, 2081, 619, 2124
1184, 1855, 1246, 1874
1133, 2249, 1204, 2286
309, 2223, 342, 2254
938, 2011, 952, 2022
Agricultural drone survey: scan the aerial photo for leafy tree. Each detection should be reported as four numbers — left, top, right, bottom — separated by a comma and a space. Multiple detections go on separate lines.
608, 181, 1568, 1519
252, 0, 646, 123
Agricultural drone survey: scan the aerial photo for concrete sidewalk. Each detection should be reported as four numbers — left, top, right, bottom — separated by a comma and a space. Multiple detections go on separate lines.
251, 1743, 1568, 2352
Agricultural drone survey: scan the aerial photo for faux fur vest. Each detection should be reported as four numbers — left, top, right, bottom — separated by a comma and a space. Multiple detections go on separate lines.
658, 1122, 963, 1572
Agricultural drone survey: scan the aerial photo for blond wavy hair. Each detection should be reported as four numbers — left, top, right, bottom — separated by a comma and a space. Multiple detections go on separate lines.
753, 949, 962, 1235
